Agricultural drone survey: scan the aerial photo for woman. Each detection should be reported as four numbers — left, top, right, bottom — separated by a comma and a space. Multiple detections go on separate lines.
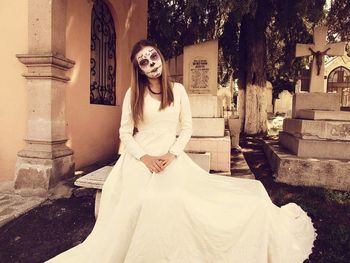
46, 39, 316, 263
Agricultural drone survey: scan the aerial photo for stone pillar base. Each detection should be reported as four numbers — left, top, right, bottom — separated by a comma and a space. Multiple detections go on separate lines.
14, 147, 74, 197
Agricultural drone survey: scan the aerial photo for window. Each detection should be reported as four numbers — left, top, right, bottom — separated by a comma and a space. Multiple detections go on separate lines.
327, 66, 350, 107
90, 0, 116, 105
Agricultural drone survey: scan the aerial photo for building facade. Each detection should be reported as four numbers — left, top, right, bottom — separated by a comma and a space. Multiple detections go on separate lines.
0, 0, 147, 194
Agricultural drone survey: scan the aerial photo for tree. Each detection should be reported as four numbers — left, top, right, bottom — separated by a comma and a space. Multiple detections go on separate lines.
148, 0, 235, 59
148, 0, 329, 134
327, 0, 350, 55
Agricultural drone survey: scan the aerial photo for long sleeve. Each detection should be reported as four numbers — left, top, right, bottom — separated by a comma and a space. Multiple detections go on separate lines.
119, 88, 147, 160
169, 84, 193, 156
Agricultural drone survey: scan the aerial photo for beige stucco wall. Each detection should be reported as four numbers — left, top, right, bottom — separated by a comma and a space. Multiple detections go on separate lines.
65, 0, 147, 170
0, 0, 28, 181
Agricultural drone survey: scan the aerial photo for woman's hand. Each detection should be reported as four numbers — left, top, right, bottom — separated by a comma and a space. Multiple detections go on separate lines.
140, 154, 165, 173
157, 152, 176, 169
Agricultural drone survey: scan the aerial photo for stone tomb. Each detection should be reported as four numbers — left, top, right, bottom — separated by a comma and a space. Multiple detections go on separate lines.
264, 140, 350, 191
264, 92, 350, 190
264, 26, 349, 190
180, 40, 230, 172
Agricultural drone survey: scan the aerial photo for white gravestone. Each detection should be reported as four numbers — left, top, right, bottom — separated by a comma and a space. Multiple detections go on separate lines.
183, 40, 218, 95
182, 40, 230, 171
274, 90, 293, 115
266, 81, 273, 113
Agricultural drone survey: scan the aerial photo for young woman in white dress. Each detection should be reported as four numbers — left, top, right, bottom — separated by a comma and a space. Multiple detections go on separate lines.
46, 39, 316, 263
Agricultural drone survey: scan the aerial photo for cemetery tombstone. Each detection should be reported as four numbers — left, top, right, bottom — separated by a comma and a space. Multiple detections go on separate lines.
181, 40, 231, 172
296, 26, 346, 92
266, 81, 273, 113
264, 26, 350, 191
274, 90, 293, 115
183, 40, 218, 95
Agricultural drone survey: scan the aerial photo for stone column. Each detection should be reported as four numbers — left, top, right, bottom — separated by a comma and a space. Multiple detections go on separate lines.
15, 0, 75, 196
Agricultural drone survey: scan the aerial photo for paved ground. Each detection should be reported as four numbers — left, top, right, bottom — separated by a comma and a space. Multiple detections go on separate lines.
0, 158, 117, 230
0, 182, 45, 228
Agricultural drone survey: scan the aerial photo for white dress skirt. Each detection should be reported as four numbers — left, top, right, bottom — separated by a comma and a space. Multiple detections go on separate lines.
46, 83, 316, 263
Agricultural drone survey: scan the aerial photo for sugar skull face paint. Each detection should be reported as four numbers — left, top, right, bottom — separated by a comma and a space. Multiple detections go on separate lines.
136, 46, 163, 79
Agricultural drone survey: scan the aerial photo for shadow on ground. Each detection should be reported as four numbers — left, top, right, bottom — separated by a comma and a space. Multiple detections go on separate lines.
0, 135, 349, 263
241, 135, 350, 263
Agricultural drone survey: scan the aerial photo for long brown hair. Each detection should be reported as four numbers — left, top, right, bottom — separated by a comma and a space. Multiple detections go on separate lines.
130, 39, 174, 127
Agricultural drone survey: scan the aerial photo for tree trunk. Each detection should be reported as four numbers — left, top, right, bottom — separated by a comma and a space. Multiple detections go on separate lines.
238, 0, 271, 134
244, 84, 267, 134
237, 89, 245, 130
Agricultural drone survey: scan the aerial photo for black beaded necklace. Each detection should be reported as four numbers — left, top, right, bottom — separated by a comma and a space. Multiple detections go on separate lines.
147, 85, 162, 95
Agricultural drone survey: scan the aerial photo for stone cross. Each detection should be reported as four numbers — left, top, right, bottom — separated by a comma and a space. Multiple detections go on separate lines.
296, 26, 346, 92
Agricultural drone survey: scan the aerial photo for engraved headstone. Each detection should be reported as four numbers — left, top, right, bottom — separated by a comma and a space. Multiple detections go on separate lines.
183, 40, 218, 95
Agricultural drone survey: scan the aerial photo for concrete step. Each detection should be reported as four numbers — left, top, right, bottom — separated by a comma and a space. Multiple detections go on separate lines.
188, 94, 223, 118
177, 117, 225, 137
297, 109, 350, 121
283, 118, 350, 141
292, 92, 341, 118
279, 131, 350, 160
263, 140, 350, 191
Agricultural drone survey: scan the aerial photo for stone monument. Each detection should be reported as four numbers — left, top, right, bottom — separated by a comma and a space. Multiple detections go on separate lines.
181, 40, 231, 172
264, 26, 350, 191
296, 26, 346, 92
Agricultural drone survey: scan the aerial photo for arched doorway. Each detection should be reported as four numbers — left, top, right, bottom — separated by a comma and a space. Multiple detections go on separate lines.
327, 66, 350, 106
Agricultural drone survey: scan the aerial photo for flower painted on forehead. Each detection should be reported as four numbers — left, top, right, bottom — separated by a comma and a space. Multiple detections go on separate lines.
136, 46, 163, 79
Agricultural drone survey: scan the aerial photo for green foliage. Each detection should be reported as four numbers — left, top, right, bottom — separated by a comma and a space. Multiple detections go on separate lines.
148, 0, 236, 59
325, 189, 350, 204
327, 0, 350, 55
148, 0, 348, 89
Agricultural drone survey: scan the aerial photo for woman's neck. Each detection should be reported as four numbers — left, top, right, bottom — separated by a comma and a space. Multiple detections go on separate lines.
148, 78, 161, 92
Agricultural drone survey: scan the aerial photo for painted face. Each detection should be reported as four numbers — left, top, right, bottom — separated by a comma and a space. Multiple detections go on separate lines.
136, 46, 163, 79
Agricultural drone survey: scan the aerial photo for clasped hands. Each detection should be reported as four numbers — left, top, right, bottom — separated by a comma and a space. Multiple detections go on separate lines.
140, 152, 176, 173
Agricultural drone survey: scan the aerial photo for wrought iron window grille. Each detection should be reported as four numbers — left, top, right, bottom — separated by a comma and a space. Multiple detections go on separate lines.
90, 0, 116, 106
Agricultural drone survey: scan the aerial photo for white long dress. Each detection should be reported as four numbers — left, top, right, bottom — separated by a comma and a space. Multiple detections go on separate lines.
46, 83, 316, 263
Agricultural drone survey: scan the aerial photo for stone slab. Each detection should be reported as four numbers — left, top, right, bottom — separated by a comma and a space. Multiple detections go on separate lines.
296, 110, 350, 121
186, 151, 211, 172
263, 140, 350, 191
283, 118, 350, 141
292, 92, 341, 118
178, 118, 225, 137
183, 40, 218, 95
75, 165, 113, 190
185, 132, 231, 172
279, 131, 350, 159
192, 118, 225, 137
188, 94, 223, 118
